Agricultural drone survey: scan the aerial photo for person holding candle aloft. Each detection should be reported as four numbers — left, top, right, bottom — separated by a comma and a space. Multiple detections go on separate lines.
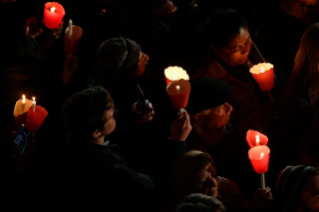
192, 9, 269, 125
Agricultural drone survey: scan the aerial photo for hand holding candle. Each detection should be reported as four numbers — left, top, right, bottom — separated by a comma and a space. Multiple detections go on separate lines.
250, 63, 274, 91
164, 66, 189, 85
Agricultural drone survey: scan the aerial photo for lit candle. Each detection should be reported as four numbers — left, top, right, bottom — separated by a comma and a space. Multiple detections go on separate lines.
32, 97, 36, 112
68, 19, 73, 40
22, 95, 26, 107
249, 63, 274, 91
248, 145, 270, 189
167, 79, 191, 111
43, 2, 65, 29
164, 66, 189, 85
246, 130, 268, 148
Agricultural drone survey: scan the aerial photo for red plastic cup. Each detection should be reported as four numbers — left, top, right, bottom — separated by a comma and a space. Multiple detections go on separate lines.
167, 80, 191, 109
248, 146, 270, 174
250, 63, 274, 91
43, 2, 65, 29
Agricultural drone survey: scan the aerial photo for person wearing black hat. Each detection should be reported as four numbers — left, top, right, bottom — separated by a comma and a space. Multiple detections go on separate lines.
186, 77, 262, 200
277, 165, 319, 212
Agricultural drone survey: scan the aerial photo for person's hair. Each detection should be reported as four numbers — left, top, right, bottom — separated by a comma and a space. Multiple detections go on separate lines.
97, 37, 128, 74
177, 193, 226, 212
62, 86, 114, 140
207, 8, 248, 51
290, 23, 319, 106
197, 153, 214, 170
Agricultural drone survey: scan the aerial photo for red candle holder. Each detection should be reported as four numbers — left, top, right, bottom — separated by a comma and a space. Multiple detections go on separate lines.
250, 63, 274, 91
248, 145, 270, 174
164, 66, 189, 85
64, 25, 83, 54
246, 130, 268, 148
25, 106, 48, 133
167, 79, 191, 109
43, 2, 65, 29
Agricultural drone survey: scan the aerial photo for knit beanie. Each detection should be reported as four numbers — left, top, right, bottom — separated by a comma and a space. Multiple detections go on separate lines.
277, 165, 318, 208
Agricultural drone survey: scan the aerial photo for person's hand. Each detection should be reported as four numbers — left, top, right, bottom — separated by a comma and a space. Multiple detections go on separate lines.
252, 187, 273, 212
62, 54, 79, 84
25, 18, 43, 38
132, 100, 155, 123
171, 110, 192, 141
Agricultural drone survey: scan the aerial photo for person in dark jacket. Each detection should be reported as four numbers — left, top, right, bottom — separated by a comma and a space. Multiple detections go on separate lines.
46, 86, 192, 211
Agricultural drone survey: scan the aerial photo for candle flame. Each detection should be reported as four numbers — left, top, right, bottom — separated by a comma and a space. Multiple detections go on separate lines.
260, 67, 265, 73
33, 97, 35, 101
22, 95, 25, 101
174, 76, 177, 80
256, 135, 260, 146
176, 85, 180, 91
51, 7, 56, 13
259, 153, 264, 160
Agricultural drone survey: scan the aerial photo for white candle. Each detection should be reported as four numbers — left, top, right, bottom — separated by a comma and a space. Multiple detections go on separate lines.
69, 19, 73, 40
22, 95, 26, 109
256, 135, 260, 146
32, 97, 36, 112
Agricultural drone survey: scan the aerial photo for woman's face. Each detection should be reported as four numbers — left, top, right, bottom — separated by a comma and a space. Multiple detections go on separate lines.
299, 175, 319, 212
212, 27, 251, 67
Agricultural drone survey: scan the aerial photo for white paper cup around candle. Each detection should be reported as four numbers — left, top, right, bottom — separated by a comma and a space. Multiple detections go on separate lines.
164, 66, 189, 85
65, 25, 83, 54
249, 63, 274, 91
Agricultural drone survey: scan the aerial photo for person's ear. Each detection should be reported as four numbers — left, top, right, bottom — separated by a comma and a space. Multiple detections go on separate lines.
92, 129, 102, 138
194, 113, 205, 125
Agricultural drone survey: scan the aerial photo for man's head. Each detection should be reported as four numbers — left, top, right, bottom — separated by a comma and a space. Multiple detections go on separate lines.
187, 77, 233, 132
208, 8, 251, 67
177, 193, 225, 212
174, 150, 218, 198
96, 38, 149, 81
277, 165, 319, 212
63, 86, 116, 142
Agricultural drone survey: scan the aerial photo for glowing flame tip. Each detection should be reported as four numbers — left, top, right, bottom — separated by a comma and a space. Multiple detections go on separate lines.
51, 7, 56, 13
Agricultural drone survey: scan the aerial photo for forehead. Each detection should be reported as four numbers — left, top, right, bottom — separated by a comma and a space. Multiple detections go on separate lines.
225, 28, 250, 48
196, 163, 216, 178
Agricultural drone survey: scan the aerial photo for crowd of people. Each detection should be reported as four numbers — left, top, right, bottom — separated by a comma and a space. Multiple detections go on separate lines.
2, 0, 319, 211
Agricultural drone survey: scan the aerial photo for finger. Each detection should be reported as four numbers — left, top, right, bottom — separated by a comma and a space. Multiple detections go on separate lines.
30, 29, 43, 38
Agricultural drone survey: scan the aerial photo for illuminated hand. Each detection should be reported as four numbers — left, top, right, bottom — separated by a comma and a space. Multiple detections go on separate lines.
171, 110, 192, 141
132, 100, 155, 123
25, 18, 43, 38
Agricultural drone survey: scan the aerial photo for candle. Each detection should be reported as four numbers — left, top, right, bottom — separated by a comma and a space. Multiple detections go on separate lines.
22, 95, 26, 107
32, 97, 36, 112
246, 130, 268, 148
249, 145, 270, 189
167, 79, 191, 110
68, 19, 73, 40
249, 63, 274, 91
43, 2, 65, 29
164, 66, 189, 85
64, 25, 83, 54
